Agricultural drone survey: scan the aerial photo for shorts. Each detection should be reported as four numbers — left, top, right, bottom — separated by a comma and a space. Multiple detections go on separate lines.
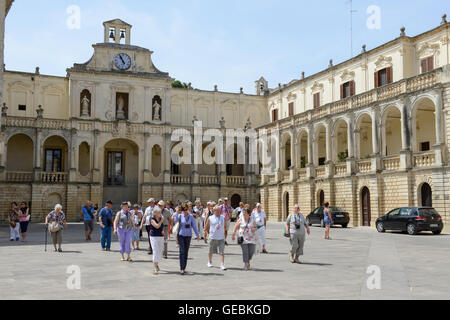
209, 239, 225, 255
324, 217, 331, 227
20, 221, 29, 233
84, 220, 94, 231
132, 229, 140, 241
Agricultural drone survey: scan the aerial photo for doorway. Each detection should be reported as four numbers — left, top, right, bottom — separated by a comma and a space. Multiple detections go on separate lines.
361, 187, 371, 227
420, 183, 432, 207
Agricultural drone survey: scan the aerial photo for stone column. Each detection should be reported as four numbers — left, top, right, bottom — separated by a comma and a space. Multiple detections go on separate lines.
371, 110, 381, 172
163, 131, 172, 184
69, 129, 78, 182
34, 129, 43, 181
307, 126, 315, 178
433, 92, 445, 166
143, 132, 151, 182
325, 120, 333, 177
400, 101, 412, 170
92, 129, 101, 183
346, 114, 355, 174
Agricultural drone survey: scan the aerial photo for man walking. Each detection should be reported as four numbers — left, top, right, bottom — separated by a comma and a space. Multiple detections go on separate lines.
98, 200, 114, 251
141, 198, 156, 255
286, 205, 310, 264
157, 200, 172, 259
204, 205, 227, 270
193, 200, 204, 239
220, 197, 232, 245
81, 200, 95, 242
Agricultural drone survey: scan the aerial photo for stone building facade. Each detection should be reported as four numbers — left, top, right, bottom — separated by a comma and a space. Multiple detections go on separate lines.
1, 8, 450, 229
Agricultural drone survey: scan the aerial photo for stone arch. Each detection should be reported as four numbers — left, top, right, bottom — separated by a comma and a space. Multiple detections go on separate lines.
297, 128, 309, 168
355, 113, 374, 159
360, 186, 372, 227
282, 191, 290, 220
6, 133, 34, 172
381, 105, 402, 156
230, 194, 242, 209
418, 182, 433, 207
280, 131, 293, 171
410, 96, 437, 153
314, 123, 327, 166
333, 118, 349, 162
43, 135, 69, 172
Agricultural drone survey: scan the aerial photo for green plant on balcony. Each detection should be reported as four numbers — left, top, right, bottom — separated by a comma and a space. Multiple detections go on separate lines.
301, 157, 307, 168
338, 150, 349, 162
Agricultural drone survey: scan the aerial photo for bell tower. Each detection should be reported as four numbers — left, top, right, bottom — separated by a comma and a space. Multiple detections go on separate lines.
103, 19, 132, 45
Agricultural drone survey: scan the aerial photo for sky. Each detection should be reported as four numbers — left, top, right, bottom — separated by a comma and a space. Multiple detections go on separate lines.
4, 0, 450, 93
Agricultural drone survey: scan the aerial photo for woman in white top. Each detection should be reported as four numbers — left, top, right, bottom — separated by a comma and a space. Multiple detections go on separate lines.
232, 208, 257, 271
253, 203, 268, 254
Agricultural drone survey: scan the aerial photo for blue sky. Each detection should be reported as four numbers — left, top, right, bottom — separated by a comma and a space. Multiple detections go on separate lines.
4, 0, 449, 93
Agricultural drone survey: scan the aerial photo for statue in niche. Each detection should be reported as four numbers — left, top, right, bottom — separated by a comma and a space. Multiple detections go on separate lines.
153, 100, 161, 121
81, 95, 90, 117
116, 94, 125, 119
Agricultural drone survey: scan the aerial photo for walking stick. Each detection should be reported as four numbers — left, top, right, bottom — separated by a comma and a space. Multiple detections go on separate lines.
44, 224, 48, 252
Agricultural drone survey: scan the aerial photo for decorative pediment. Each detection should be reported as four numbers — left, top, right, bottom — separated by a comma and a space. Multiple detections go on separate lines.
220, 99, 238, 108
8, 81, 32, 90
340, 70, 355, 82
417, 42, 440, 58
310, 81, 324, 93
286, 92, 297, 102
374, 55, 393, 70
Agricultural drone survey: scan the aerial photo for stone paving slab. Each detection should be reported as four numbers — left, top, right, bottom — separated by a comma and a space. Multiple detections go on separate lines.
0, 222, 449, 300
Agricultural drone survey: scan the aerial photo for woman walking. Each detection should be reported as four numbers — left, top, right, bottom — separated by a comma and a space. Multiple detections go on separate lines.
45, 204, 67, 252
131, 204, 143, 250
286, 205, 311, 263
150, 207, 165, 275
253, 203, 268, 254
114, 202, 135, 262
232, 208, 257, 271
19, 202, 30, 242
173, 203, 200, 275
324, 202, 332, 240
8, 202, 21, 242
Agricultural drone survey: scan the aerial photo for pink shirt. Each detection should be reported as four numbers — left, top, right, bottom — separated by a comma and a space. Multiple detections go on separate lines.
220, 204, 232, 221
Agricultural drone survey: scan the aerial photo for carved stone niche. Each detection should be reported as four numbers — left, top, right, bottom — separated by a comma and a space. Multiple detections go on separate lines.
80, 89, 92, 117
152, 95, 162, 121
116, 92, 129, 120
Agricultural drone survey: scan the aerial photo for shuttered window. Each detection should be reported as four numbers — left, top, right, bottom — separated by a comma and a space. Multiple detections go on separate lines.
374, 67, 393, 88
313, 93, 320, 108
421, 56, 434, 73
272, 109, 279, 122
341, 80, 355, 99
288, 102, 294, 116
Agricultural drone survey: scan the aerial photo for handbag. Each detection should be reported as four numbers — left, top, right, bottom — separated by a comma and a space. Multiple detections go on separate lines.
49, 221, 61, 233
172, 222, 180, 235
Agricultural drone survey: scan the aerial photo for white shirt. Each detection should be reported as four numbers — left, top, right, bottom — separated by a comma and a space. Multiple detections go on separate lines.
209, 214, 225, 241
144, 206, 155, 226
253, 210, 266, 227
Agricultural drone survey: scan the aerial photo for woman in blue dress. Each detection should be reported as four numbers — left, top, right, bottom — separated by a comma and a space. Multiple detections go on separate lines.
324, 202, 332, 240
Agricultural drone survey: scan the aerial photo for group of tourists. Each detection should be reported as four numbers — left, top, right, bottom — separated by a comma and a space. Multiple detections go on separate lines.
6, 196, 337, 274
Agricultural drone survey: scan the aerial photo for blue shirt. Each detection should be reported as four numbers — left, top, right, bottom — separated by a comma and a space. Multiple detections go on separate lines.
150, 217, 164, 237
82, 205, 95, 221
99, 207, 113, 227
174, 213, 199, 238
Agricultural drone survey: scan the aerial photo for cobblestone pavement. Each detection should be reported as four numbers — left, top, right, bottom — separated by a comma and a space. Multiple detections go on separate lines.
1, 222, 449, 300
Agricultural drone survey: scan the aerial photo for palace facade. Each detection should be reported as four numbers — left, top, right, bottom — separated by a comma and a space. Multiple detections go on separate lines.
1, 2, 450, 228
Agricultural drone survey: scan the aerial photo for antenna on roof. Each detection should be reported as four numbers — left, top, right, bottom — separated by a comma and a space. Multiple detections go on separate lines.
348, 0, 358, 58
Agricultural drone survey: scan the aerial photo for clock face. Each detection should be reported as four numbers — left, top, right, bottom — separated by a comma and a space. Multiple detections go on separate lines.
114, 53, 131, 70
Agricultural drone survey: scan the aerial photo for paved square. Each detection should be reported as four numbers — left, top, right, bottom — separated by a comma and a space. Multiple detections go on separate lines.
1, 222, 449, 300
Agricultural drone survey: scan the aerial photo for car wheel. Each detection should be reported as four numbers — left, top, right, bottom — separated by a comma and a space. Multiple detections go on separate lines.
376, 222, 385, 233
433, 230, 442, 235
342, 224, 348, 228
407, 223, 417, 235
320, 219, 325, 228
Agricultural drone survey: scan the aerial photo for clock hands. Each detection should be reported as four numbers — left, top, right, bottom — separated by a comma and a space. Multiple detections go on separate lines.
119, 54, 125, 65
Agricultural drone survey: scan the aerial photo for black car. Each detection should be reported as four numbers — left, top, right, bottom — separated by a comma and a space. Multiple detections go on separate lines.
376, 207, 444, 235
306, 206, 350, 228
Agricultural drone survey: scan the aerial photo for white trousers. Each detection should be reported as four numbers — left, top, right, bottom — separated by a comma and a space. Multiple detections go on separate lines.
10, 224, 20, 240
256, 226, 266, 246
197, 216, 204, 237
150, 236, 164, 263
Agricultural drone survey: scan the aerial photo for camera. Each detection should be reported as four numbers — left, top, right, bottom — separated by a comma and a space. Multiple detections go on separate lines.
295, 223, 301, 230
185, 224, 191, 229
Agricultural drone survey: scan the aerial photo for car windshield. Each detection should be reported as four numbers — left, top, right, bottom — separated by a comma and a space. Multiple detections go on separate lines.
419, 208, 438, 217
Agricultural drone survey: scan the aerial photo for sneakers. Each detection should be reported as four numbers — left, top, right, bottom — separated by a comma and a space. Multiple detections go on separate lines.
220, 264, 227, 271
207, 261, 213, 268
15, 238, 20, 241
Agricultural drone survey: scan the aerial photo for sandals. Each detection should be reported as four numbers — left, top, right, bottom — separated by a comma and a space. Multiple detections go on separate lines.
127, 257, 133, 262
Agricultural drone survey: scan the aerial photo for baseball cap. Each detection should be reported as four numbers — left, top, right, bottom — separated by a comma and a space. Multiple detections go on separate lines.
158, 200, 165, 206
147, 198, 155, 203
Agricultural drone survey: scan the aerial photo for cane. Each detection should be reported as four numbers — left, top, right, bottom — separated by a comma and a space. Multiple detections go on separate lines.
44, 224, 48, 252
